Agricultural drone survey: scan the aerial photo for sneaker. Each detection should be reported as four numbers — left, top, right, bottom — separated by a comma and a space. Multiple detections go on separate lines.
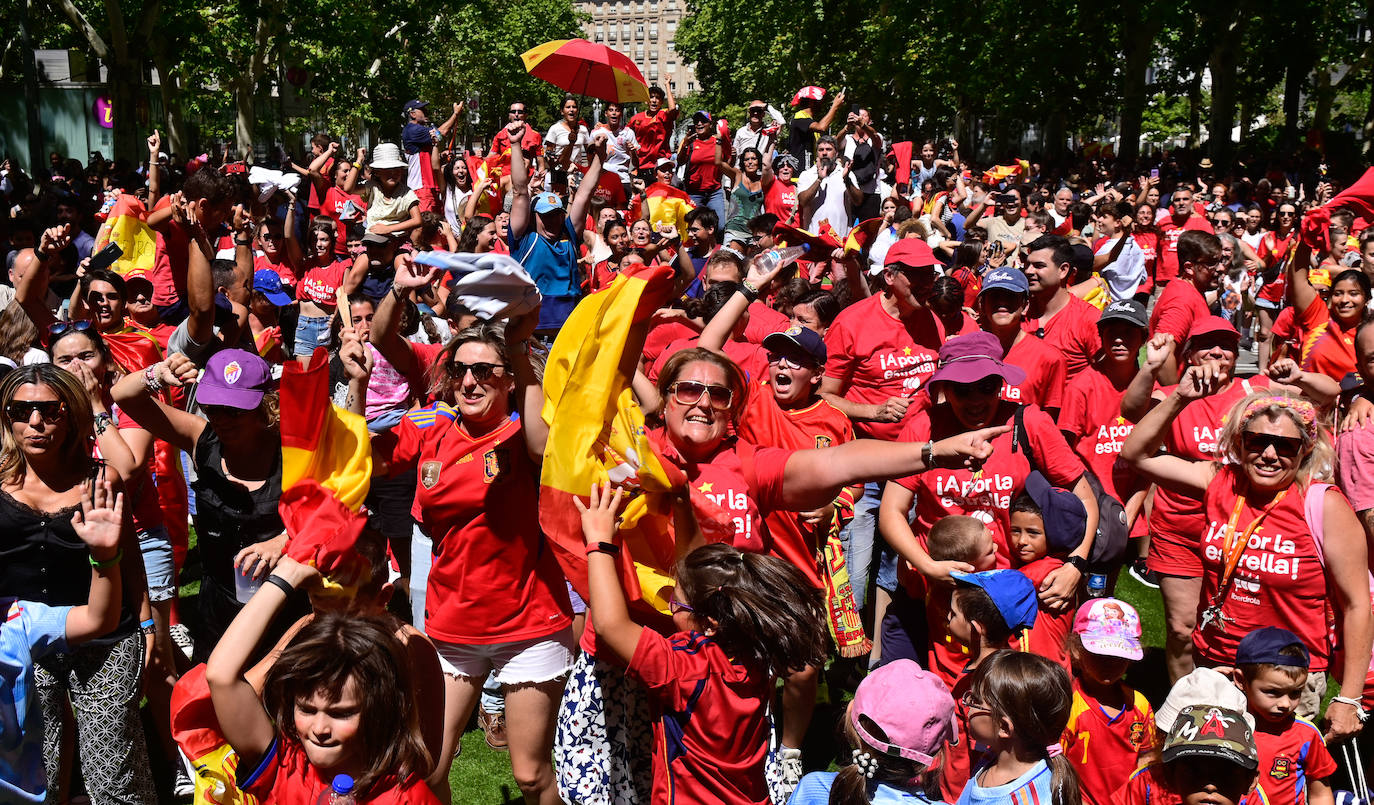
778, 747, 804, 799
478, 705, 508, 752
169, 623, 194, 661
1128, 558, 1159, 589
173, 763, 195, 798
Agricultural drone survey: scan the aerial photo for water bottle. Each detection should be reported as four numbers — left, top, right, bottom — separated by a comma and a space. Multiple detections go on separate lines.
753, 244, 810, 274
316, 774, 356, 805
1086, 572, 1108, 598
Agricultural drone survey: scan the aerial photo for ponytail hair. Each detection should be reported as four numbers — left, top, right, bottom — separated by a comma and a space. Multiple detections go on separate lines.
828, 718, 939, 805
674, 543, 827, 675
971, 650, 1079, 805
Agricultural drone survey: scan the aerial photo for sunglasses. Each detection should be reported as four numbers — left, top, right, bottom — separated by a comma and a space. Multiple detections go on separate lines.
668, 380, 733, 410
1278, 211, 1297, 217
669, 595, 694, 614
946, 376, 1003, 396
765, 352, 815, 370
1241, 430, 1304, 458
202, 403, 256, 419
6, 399, 66, 422
48, 320, 93, 338
748, 107, 765, 114
446, 361, 507, 382
509, 108, 526, 116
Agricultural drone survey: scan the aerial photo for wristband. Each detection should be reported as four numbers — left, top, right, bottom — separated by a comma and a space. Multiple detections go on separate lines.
144, 365, 165, 394
585, 542, 621, 557
921, 440, 935, 469
739, 280, 760, 303
1332, 695, 1368, 720
352, 161, 363, 169
263, 574, 296, 597
1064, 555, 1088, 572
89, 548, 123, 569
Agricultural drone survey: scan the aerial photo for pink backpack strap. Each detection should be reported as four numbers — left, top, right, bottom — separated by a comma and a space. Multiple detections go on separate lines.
1304, 482, 1332, 567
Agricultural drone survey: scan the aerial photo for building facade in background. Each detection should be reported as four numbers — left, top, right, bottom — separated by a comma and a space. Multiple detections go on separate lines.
579, 0, 697, 95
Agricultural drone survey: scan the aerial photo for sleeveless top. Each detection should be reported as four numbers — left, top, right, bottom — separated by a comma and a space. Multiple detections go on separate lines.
191, 426, 284, 593
724, 181, 764, 235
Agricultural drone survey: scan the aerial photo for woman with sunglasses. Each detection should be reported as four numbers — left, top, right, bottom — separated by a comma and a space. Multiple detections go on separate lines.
1122, 384, 1371, 741
875, 333, 1098, 663
1253, 202, 1300, 371
0, 364, 156, 802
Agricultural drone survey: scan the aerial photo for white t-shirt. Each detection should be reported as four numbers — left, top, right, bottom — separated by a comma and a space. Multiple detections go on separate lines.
544, 123, 591, 172
797, 167, 850, 233
1094, 234, 1147, 300
591, 124, 639, 181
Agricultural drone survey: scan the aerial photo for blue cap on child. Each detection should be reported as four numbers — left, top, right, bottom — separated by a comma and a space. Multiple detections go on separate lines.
1235, 627, 1310, 668
1025, 472, 1087, 554
950, 569, 1038, 633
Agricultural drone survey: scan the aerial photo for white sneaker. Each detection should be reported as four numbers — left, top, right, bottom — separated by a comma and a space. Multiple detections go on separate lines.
174, 748, 197, 798
169, 623, 194, 660
778, 747, 804, 797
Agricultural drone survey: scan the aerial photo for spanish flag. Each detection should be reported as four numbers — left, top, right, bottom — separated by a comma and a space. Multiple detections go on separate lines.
539, 263, 705, 615
278, 347, 372, 581
170, 665, 258, 805
644, 181, 694, 235
889, 142, 913, 186
92, 194, 157, 276
982, 159, 1031, 186
102, 325, 163, 375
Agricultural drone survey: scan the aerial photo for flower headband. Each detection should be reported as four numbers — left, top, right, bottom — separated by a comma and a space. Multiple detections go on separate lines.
1241, 395, 1318, 439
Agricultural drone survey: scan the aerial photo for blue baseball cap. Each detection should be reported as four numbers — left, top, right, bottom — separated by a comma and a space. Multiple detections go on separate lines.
951, 569, 1038, 633
253, 269, 293, 307
978, 267, 1029, 296
1235, 626, 1310, 668
763, 325, 826, 364
1024, 472, 1087, 554
403, 99, 429, 112
533, 191, 565, 214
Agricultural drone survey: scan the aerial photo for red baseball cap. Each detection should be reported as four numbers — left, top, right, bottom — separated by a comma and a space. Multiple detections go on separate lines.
884, 238, 937, 268
1184, 315, 1239, 345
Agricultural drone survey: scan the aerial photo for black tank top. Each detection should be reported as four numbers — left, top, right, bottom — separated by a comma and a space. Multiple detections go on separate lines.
191, 426, 284, 592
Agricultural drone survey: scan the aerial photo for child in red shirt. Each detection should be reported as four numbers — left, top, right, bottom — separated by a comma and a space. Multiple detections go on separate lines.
1115, 704, 1265, 805
576, 484, 828, 805
910, 515, 1000, 690
1232, 627, 1337, 805
1009, 477, 1084, 673
1061, 598, 1156, 805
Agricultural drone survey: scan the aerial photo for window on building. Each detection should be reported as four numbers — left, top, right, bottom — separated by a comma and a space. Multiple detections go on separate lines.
667, 19, 677, 30
649, 24, 658, 39
687, 81, 694, 92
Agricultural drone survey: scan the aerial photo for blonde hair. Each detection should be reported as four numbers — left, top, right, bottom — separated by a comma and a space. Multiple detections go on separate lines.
1218, 389, 1332, 485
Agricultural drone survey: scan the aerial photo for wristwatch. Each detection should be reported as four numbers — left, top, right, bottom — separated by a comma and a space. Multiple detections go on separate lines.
1064, 555, 1087, 572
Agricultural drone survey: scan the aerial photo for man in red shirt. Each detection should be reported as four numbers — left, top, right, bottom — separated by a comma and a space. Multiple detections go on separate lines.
977, 265, 1068, 416
628, 85, 679, 183
1149, 230, 1223, 383
1022, 234, 1102, 383
1156, 187, 1214, 285
488, 100, 543, 173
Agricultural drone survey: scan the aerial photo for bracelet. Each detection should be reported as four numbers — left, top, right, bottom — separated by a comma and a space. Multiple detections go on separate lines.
144, 364, 165, 394
352, 161, 363, 169
263, 574, 296, 597
1332, 696, 1368, 720
585, 541, 621, 557
234, 238, 253, 246
89, 548, 123, 569
391, 283, 407, 301
921, 440, 935, 469
93, 412, 113, 436
739, 280, 760, 303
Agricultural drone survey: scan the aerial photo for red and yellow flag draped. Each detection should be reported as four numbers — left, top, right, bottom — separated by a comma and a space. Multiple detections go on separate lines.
93, 194, 156, 276
644, 182, 695, 234
278, 347, 372, 581
539, 264, 688, 614
982, 159, 1031, 185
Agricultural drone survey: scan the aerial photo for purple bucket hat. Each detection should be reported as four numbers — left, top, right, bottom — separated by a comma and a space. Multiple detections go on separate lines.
928, 331, 1026, 387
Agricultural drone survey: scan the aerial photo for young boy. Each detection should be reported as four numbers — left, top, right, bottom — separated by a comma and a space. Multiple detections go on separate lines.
1116, 704, 1265, 805
1009, 475, 1085, 672
941, 568, 1039, 803
1233, 627, 1336, 805
2, 485, 124, 803
1062, 598, 1155, 805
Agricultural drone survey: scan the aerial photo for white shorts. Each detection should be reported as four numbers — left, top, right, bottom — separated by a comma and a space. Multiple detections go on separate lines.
433, 629, 575, 686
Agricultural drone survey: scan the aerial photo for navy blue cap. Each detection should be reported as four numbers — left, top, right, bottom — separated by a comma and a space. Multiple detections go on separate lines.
1024, 472, 1088, 554
950, 569, 1038, 633
692, 109, 712, 124
978, 267, 1029, 296
403, 99, 429, 112
763, 325, 826, 364
1235, 626, 1310, 668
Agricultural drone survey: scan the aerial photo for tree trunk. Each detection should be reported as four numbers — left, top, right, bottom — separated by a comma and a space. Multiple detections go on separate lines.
109, 60, 144, 161
1118, 19, 1159, 163
234, 78, 254, 161
1206, 2, 1248, 165
1187, 73, 1203, 147
1282, 62, 1305, 153
1313, 68, 1334, 132
150, 46, 188, 157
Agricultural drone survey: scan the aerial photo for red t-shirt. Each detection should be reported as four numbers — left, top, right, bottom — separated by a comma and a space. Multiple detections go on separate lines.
737, 381, 853, 584
1194, 466, 1333, 670
743, 302, 790, 345
676, 437, 790, 554
1063, 683, 1156, 805
238, 735, 440, 805
392, 417, 572, 644
643, 320, 698, 372
1271, 307, 1300, 357
150, 196, 192, 307
1155, 214, 1214, 283
648, 337, 768, 385
1133, 231, 1158, 282
1023, 295, 1102, 382
685, 138, 722, 192
628, 629, 772, 805
894, 402, 1086, 570
1060, 364, 1142, 532
488, 127, 543, 172
823, 294, 944, 441
1116, 764, 1267, 805
1254, 717, 1337, 805
1149, 279, 1211, 359
1257, 230, 1297, 304
764, 180, 800, 227
1001, 332, 1068, 411
1016, 556, 1070, 672
628, 109, 680, 170
253, 253, 299, 288
320, 187, 368, 253
298, 259, 349, 307
1299, 296, 1357, 382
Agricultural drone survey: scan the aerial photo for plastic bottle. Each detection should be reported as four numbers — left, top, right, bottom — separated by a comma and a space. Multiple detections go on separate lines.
316, 774, 356, 805
753, 244, 810, 274
1086, 572, 1108, 598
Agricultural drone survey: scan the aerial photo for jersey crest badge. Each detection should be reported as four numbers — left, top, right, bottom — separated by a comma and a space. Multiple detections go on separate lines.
421, 461, 442, 489
484, 449, 511, 483
1269, 756, 1293, 780
815, 435, 833, 449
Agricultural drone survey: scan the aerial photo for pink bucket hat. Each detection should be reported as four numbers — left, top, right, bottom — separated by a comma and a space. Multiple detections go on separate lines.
850, 659, 958, 766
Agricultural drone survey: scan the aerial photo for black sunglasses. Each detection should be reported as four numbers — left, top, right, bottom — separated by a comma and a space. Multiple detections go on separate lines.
947, 376, 1003, 397
48, 320, 94, 338
6, 399, 66, 422
447, 361, 507, 382
1242, 430, 1304, 458
748, 107, 765, 114
509, 108, 526, 116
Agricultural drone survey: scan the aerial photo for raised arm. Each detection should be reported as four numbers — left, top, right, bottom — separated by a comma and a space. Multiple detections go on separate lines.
436, 101, 464, 139
699, 258, 784, 352
109, 355, 207, 454
19, 226, 71, 330
568, 132, 608, 235
1121, 333, 1173, 422
307, 142, 339, 199
810, 91, 845, 133
64, 472, 125, 644
341, 147, 365, 196
1119, 366, 1222, 497
1288, 238, 1318, 315
577, 485, 641, 664
146, 131, 162, 207
1266, 358, 1340, 407
506, 309, 547, 460
508, 122, 534, 242
370, 256, 436, 377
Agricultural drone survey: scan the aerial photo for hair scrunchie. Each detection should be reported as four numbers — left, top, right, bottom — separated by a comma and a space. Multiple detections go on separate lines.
852, 749, 879, 779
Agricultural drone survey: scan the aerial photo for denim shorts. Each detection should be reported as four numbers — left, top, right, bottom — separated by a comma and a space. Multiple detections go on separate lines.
294, 315, 332, 354
139, 526, 176, 602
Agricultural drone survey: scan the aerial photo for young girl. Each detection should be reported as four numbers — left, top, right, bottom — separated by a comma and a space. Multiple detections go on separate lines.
575, 483, 827, 805
958, 650, 1079, 805
790, 659, 956, 804
204, 556, 437, 804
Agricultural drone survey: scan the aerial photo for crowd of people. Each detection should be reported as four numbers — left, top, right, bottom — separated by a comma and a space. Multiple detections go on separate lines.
3, 81, 1374, 805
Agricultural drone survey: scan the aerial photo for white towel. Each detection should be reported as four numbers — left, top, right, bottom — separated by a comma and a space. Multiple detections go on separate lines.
412, 251, 543, 320
248, 166, 302, 203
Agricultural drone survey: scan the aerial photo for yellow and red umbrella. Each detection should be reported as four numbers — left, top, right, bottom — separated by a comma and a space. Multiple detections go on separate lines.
521, 38, 650, 104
